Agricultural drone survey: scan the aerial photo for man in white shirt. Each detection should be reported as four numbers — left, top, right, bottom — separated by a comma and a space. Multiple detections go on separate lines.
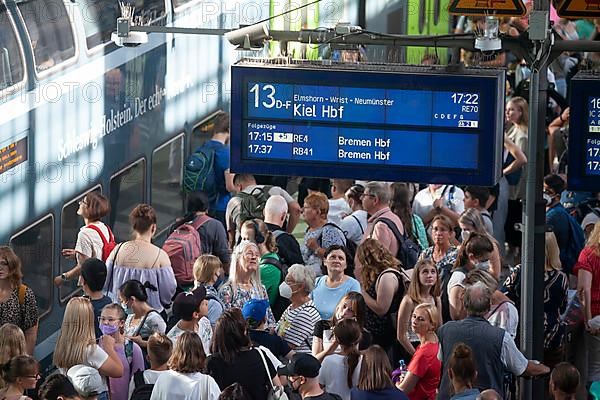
327, 179, 353, 226
413, 184, 465, 227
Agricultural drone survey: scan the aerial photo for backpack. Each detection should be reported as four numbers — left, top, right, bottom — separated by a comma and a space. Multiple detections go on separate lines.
440, 264, 467, 323
162, 215, 210, 286
318, 222, 357, 275
236, 186, 272, 226
182, 145, 217, 202
260, 254, 290, 320
86, 224, 116, 262
373, 217, 420, 269
130, 370, 153, 400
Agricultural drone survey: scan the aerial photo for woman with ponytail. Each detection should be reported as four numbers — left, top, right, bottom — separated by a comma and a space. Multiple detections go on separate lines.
0, 355, 40, 400
398, 303, 441, 400
120, 279, 167, 349
443, 233, 493, 321
447, 343, 480, 399
319, 319, 363, 400
104, 204, 176, 318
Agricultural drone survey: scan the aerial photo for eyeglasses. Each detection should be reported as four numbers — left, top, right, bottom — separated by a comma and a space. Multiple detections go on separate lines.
360, 193, 376, 198
78, 199, 87, 206
23, 373, 41, 380
98, 317, 121, 323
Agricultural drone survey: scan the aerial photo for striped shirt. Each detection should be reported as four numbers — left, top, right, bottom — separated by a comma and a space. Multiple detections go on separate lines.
277, 300, 321, 353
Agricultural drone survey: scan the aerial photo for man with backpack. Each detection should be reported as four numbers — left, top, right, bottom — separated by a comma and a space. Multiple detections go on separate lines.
182, 112, 234, 227
225, 173, 301, 247
544, 174, 585, 281
361, 182, 418, 269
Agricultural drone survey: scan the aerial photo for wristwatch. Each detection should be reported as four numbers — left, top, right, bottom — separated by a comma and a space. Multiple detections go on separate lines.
60, 273, 69, 282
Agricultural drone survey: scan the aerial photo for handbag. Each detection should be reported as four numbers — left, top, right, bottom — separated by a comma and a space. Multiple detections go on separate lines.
256, 348, 289, 400
561, 290, 584, 328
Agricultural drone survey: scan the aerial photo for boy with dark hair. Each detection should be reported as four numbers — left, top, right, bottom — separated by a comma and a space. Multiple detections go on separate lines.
242, 299, 294, 360
463, 186, 493, 235
166, 287, 212, 355
80, 258, 111, 338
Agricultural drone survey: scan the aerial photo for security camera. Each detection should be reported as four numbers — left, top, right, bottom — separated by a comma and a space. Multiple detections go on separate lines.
225, 23, 269, 50
111, 17, 148, 47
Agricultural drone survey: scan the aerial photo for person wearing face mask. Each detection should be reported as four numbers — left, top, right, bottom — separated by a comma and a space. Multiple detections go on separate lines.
104, 204, 177, 320
277, 264, 321, 353
544, 174, 585, 283
99, 304, 145, 400
278, 353, 342, 400
458, 209, 502, 279
443, 233, 493, 322
119, 280, 166, 354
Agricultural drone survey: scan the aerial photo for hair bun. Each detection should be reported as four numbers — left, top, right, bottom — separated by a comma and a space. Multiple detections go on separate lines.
453, 343, 472, 359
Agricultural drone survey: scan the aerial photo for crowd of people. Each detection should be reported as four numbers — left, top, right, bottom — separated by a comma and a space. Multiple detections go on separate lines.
2, 16, 600, 400
1, 167, 598, 400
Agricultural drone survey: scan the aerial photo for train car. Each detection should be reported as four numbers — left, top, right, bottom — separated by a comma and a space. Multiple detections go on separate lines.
0, 0, 268, 369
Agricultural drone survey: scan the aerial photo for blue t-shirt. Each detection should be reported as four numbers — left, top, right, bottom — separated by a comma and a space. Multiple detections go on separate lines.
350, 388, 408, 400
202, 139, 231, 212
311, 276, 361, 320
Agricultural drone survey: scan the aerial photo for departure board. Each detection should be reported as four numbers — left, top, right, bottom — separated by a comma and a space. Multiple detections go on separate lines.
0, 136, 27, 175
231, 61, 505, 185
568, 73, 600, 190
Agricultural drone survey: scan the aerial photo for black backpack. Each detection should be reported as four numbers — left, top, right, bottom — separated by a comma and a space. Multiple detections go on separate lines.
318, 222, 357, 276
373, 217, 420, 269
130, 370, 153, 400
440, 264, 467, 323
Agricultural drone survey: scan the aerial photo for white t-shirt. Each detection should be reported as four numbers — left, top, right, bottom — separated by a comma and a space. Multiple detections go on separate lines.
167, 317, 213, 355
319, 353, 362, 400
150, 370, 220, 400
447, 270, 467, 298
328, 198, 352, 226
75, 222, 111, 260
487, 301, 519, 339
59, 345, 109, 393
128, 369, 170, 398
412, 185, 465, 222
340, 210, 368, 245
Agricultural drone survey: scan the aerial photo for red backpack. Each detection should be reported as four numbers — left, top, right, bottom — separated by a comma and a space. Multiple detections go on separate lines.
162, 215, 210, 286
87, 224, 117, 262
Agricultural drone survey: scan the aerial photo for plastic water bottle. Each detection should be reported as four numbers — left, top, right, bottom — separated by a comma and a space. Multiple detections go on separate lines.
392, 359, 407, 384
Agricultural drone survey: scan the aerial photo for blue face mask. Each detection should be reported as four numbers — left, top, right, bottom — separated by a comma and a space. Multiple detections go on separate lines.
121, 302, 133, 315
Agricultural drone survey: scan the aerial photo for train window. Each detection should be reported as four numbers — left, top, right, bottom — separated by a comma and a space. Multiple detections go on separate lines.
190, 110, 227, 153
151, 135, 184, 234
78, 0, 120, 49
0, 3, 24, 90
110, 159, 146, 242
9, 215, 53, 319
16, 0, 75, 72
59, 186, 102, 302
134, 0, 167, 25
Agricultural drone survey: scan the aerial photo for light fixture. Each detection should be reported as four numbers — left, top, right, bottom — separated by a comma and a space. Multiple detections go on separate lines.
475, 16, 502, 52
224, 23, 270, 50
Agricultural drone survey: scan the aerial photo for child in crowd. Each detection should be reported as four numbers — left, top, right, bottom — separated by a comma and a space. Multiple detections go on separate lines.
0, 355, 39, 400
0, 323, 27, 387
99, 303, 145, 400
80, 258, 111, 338
193, 255, 224, 327
167, 286, 212, 355
129, 332, 173, 397
242, 298, 294, 360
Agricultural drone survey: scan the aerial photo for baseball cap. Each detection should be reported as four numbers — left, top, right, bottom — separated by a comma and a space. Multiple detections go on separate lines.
582, 212, 600, 232
67, 365, 104, 397
277, 353, 321, 378
173, 286, 207, 321
241, 299, 269, 325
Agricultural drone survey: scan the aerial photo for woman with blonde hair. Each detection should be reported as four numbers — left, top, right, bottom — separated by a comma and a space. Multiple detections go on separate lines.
150, 331, 220, 400
0, 246, 38, 355
350, 345, 408, 399
397, 260, 441, 356
218, 241, 275, 327
0, 324, 26, 387
193, 255, 224, 326
356, 238, 407, 363
239, 219, 285, 318
458, 209, 502, 279
398, 303, 441, 400
53, 297, 123, 400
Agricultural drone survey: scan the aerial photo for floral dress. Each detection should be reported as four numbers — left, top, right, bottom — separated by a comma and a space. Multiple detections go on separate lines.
218, 281, 276, 328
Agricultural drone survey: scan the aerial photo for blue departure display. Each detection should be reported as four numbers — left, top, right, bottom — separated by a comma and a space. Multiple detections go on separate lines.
568, 75, 600, 190
231, 61, 505, 185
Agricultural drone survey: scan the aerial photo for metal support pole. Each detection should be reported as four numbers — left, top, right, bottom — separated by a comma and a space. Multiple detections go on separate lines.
520, 43, 549, 400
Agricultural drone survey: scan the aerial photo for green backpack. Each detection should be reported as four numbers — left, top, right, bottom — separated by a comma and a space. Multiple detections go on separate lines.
236, 185, 272, 225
